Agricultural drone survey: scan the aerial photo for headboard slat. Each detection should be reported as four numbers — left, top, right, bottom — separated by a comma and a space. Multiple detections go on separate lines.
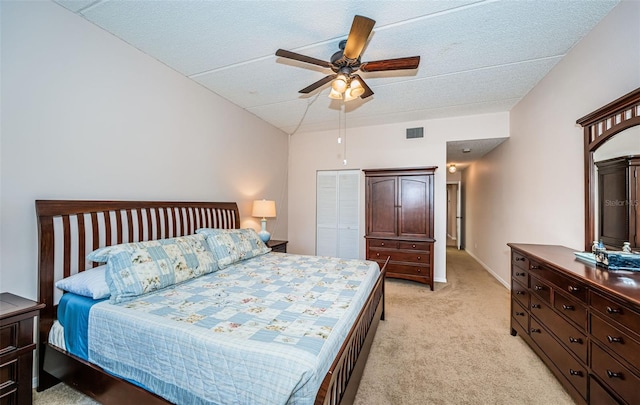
77, 214, 86, 272
115, 210, 123, 244
62, 216, 71, 279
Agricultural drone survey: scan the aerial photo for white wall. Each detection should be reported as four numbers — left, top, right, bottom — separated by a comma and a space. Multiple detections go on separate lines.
0, 1, 289, 300
289, 112, 509, 284
464, 0, 640, 287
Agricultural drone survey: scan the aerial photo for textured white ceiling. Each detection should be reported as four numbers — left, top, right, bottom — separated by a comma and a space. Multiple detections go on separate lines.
55, 0, 618, 139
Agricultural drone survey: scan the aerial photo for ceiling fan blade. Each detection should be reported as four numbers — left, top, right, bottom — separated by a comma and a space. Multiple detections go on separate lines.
276, 49, 332, 69
352, 74, 374, 99
299, 74, 337, 94
360, 56, 420, 72
343, 15, 376, 60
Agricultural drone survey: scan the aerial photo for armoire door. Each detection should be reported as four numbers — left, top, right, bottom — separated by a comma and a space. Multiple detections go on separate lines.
366, 176, 397, 238
398, 175, 432, 238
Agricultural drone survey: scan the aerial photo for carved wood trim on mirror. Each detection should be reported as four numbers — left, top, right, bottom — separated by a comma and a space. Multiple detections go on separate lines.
577, 87, 640, 251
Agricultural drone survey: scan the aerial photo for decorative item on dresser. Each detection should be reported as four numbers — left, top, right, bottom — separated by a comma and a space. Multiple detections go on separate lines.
508, 243, 640, 405
0, 293, 45, 405
364, 167, 436, 290
266, 239, 288, 253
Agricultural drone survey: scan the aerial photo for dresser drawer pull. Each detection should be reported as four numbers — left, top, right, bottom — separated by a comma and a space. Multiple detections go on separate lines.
530, 328, 541, 333
417, 268, 422, 273
412, 244, 416, 248
562, 304, 575, 311
606, 370, 623, 379
515, 312, 525, 317
515, 257, 525, 262
606, 306, 622, 314
417, 256, 421, 260
534, 285, 544, 291
607, 335, 623, 344
568, 337, 582, 344
569, 369, 583, 377
381, 242, 385, 246
516, 291, 525, 295
530, 265, 540, 270
567, 286, 580, 293
531, 304, 541, 309
515, 272, 525, 277
376, 253, 380, 257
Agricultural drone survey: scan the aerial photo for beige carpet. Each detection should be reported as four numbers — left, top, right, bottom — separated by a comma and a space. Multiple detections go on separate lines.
34, 248, 575, 405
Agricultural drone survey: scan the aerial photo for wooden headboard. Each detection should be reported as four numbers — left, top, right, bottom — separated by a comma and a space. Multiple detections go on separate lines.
35, 200, 240, 389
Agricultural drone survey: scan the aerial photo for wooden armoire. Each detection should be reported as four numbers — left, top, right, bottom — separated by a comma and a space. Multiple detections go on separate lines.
364, 167, 436, 290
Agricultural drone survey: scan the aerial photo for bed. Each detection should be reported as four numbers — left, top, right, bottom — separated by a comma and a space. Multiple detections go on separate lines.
36, 200, 387, 405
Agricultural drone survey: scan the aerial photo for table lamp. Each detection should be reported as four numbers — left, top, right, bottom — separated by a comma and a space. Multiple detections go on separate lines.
252, 199, 276, 243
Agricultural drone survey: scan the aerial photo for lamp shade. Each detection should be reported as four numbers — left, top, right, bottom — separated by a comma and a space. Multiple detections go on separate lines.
252, 200, 276, 218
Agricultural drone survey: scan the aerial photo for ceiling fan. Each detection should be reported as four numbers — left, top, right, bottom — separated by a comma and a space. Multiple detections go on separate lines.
275, 15, 420, 101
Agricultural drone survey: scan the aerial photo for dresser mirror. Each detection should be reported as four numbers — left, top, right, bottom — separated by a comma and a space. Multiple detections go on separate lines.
577, 87, 640, 252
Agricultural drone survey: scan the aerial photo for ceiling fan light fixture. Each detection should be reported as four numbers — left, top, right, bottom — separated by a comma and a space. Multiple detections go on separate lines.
332, 74, 348, 93
329, 88, 343, 99
343, 87, 358, 102
349, 79, 365, 97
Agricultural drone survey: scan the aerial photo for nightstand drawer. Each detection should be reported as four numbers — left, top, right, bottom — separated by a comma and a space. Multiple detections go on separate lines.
0, 325, 16, 355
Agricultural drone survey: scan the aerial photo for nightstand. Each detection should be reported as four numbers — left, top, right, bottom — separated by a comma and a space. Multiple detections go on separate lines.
267, 239, 288, 253
0, 293, 45, 405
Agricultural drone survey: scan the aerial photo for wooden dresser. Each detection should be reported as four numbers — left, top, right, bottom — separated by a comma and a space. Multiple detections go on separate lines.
1, 293, 45, 405
508, 244, 640, 405
364, 167, 436, 290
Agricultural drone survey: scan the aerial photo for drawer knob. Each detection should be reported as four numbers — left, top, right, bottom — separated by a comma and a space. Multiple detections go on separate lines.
568, 286, 580, 293
568, 337, 582, 344
607, 335, 623, 344
606, 370, 623, 379
412, 244, 416, 248
515, 272, 525, 277
530, 328, 541, 333
606, 306, 622, 315
515, 257, 525, 262
562, 304, 575, 311
569, 369, 583, 377
516, 291, 525, 295
381, 242, 385, 246
531, 304, 541, 309
417, 268, 422, 273
515, 312, 525, 317
534, 285, 544, 291
376, 253, 380, 257
417, 256, 421, 260
530, 265, 540, 270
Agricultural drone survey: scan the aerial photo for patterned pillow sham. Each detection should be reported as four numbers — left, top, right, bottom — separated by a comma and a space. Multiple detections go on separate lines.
196, 228, 271, 269
87, 233, 217, 303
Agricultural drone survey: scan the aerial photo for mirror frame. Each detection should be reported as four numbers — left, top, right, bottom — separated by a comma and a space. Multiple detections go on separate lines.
577, 87, 640, 251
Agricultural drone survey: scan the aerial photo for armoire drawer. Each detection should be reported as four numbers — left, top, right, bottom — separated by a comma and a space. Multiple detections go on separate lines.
530, 318, 587, 399
369, 250, 428, 263
591, 341, 640, 405
398, 241, 430, 250
530, 296, 587, 363
386, 263, 430, 277
591, 291, 640, 335
591, 313, 640, 373
367, 239, 398, 249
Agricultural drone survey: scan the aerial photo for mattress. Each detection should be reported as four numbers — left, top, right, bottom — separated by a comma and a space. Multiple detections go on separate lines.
54, 252, 380, 405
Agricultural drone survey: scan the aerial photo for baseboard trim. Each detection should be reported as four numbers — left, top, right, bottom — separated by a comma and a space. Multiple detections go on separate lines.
464, 249, 509, 290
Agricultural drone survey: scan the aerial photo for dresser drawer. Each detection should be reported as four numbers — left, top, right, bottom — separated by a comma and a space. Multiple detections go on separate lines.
554, 291, 587, 331
591, 313, 640, 374
529, 262, 587, 303
591, 341, 640, 405
511, 299, 529, 332
529, 275, 552, 305
397, 241, 430, 251
386, 263, 429, 277
369, 249, 428, 263
511, 278, 529, 309
0, 358, 17, 394
512, 266, 528, 286
589, 376, 621, 405
591, 291, 640, 336
0, 324, 16, 355
367, 239, 398, 249
530, 318, 587, 399
530, 296, 587, 363
512, 251, 529, 271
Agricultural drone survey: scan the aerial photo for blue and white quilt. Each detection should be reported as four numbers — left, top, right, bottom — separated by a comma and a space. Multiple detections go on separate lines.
88, 253, 380, 405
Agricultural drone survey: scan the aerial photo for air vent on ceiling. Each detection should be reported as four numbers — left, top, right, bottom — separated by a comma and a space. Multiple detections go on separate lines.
406, 127, 424, 139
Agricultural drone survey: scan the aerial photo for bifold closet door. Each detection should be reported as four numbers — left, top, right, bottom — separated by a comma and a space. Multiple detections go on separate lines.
316, 170, 360, 259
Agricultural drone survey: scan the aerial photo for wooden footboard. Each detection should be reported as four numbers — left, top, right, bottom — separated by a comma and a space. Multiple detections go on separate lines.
36, 199, 387, 405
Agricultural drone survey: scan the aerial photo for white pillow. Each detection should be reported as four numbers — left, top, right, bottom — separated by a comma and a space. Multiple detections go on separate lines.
55, 265, 110, 300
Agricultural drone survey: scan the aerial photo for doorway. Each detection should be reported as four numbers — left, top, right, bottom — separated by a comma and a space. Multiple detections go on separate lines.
446, 182, 462, 249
